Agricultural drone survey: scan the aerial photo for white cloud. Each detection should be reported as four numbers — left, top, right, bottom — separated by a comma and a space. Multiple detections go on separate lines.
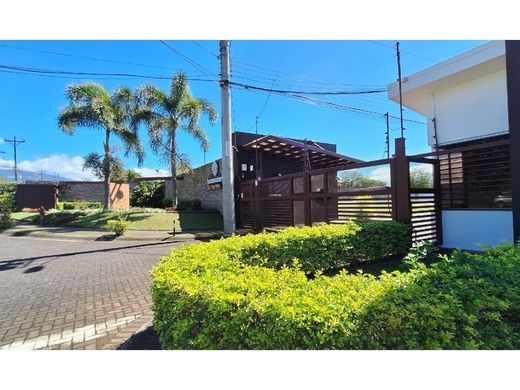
368, 166, 391, 185
365, 164, 433, 186
133, 167, 170, 177
0, 154, 170, 181
2, 154, 98, 181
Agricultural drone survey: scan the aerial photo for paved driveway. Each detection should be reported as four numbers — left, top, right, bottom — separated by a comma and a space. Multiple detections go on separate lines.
0, 236, 190, 350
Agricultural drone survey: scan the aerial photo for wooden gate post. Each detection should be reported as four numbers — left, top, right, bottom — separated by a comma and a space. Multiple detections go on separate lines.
391, 137, 411, 225
254, 179, 263, 232
303, 171, 311, 226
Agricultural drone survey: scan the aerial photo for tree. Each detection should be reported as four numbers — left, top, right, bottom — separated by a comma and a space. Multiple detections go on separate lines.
410, 167, 433, 188
126, 169, 142, 181
133, 71, 217, 209
338, 171, 387, 189
58, 83, 143, 210
82, 151, 126, 181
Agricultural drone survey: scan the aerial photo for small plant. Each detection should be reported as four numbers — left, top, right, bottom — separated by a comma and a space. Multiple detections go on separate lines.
106, 213, 130, 236
403, 241, 436, 267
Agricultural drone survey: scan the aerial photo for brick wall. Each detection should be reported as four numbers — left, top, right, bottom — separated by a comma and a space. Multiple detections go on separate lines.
58, 182, 129, 209
165, 160, 223, 214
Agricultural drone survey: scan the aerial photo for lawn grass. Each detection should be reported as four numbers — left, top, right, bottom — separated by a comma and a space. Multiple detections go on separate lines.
67, 211, 223, 231
11, 212, 38, 223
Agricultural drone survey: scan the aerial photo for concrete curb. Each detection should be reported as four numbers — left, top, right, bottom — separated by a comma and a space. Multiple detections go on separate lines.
2, 224, 225, 242
102, 313, 155, 350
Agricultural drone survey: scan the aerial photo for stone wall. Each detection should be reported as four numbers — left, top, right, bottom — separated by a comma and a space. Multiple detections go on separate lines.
58, 182, 129, 209
59, 182, 105, 203
165, 159, 223, 214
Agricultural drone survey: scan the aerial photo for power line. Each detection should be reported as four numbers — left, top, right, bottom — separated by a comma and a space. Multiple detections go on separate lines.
229, 80, 387, 96
0, 42, 178, 71
158, 40, 217, 77
191, 41, 219, 59
368, 40, 437, 63
0, 64, 217, 82
234, 84, 426, 125
0, 62, 425, 126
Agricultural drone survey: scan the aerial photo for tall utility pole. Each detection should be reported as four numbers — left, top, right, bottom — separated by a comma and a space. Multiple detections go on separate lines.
219, 40, 236, 236
4, 136, 25, 182
384, 112, 390, 159
396, 42, 405, 138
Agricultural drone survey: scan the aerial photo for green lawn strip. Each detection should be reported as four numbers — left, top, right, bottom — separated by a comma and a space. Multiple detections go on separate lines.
67, 211, 223, 231
11, 212, 38, 222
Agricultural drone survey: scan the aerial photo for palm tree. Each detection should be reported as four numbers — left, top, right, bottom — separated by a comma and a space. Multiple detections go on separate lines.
58, 83, 144, 210
133, 71, 217, 209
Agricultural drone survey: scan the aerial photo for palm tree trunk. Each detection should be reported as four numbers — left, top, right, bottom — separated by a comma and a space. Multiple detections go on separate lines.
171, 131, 178, 209
103, 130, 111, 211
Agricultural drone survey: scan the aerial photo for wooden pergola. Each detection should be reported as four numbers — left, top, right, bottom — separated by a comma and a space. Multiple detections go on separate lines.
241, 135, 363, 170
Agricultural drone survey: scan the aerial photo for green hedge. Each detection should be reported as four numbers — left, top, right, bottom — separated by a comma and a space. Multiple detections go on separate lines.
152, 231, 520, 349
43, 210, 88, 225
216, 222, 411, 273
0, 183, 16, 229
176, 198, 202, 211
57, 201, 103, 210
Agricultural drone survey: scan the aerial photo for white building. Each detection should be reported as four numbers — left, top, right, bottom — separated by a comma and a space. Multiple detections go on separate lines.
388, 40, 517, 250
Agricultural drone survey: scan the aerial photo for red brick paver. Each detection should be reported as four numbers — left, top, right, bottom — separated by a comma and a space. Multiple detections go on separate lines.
0, 236, 189, 350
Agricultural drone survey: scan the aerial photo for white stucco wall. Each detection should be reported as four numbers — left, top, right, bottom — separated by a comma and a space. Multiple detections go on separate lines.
442, 210, 513, 250
427, 70, 509, 146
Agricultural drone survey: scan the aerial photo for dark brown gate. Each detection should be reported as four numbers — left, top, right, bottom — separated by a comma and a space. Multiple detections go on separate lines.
237, 137, 445, 245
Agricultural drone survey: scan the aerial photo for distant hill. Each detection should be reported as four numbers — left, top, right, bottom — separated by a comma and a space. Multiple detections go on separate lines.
0, 168, 73, 183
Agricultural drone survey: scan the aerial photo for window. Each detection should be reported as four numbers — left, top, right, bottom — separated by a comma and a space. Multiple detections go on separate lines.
440, 137, 511, 209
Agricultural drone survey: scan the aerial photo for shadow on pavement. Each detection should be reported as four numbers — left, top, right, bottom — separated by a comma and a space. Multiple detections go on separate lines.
117, 326, 161, 350
0, 241, 185, 272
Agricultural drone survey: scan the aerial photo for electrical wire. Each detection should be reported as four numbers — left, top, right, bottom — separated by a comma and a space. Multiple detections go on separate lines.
191, 41, 219, 59
368, 40, 437, 63
158, 40, 217, 77
0, 63, 425, 126
0, 42, 179, 71
0, 64, 217, 82
229, 80, 387, 95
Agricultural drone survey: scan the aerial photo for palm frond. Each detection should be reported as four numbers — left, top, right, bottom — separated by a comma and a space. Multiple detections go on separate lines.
58, 106, 101, 133
198, 98, 218, 125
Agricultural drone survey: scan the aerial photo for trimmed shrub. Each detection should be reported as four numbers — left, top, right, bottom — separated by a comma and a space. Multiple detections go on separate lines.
151, 225, 520, 350
177, 198, 202, 211
216, 222, 410, 273
43, 211, 87, 225
0, 184, 16, 229
106, 219, 129, 236
57, 201, 103, 210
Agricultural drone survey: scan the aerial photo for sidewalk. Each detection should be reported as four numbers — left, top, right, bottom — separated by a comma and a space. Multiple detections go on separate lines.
1, 223, 226, 241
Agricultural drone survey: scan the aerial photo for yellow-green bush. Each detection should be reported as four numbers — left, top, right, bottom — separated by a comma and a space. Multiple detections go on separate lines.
151, 223, 520, 349
217, 221, 411, 273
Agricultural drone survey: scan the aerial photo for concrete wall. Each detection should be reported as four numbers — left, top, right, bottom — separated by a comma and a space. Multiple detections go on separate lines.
427, 70, 509, 146
58, 182, 129, 209
442, 210, 513, 250
165, 160, 223, 214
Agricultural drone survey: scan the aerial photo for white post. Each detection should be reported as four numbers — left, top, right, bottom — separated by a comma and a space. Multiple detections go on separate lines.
219, 40, 236, 236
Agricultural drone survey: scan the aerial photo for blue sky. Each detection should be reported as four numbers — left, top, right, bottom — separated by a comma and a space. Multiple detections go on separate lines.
0, 40, 486, 180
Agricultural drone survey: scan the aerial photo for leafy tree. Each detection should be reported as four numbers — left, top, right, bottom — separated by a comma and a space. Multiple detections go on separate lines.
338, 171, 387, 189
130, 181, 165, 208
82, 151, 126, 182
133, 71, 217, 209
126, 169, 142, 181
58, 83, 143, 210
410, 167, 433, 188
